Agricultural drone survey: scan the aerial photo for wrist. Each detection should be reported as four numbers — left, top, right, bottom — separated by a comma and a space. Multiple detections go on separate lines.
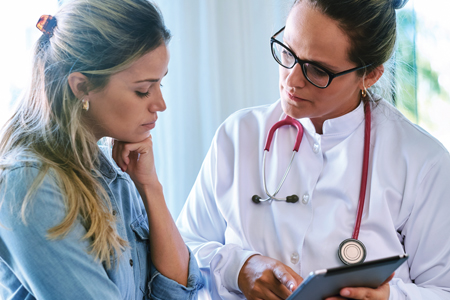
136, 181, 163, 198
236, 253, 262, 293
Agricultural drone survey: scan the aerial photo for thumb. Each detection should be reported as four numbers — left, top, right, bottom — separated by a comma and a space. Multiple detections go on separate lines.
381, 272, 395, 286
284, 266, 303, 291
273, 265, 302, 292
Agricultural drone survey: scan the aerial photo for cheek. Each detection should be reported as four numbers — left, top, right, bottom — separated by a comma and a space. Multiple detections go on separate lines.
279, 70, 291, 93
91, 91, 135, 124
105, 90, 136, 114
279, 67, 289, 83
329, 79, 358, 99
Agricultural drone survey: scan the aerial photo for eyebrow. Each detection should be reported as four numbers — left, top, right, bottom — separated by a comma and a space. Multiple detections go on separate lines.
134, 70, 169, 83
283, 39, 339, 72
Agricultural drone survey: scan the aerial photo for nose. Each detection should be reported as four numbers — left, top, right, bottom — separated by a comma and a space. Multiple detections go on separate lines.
149, 86, 167, 112
284, 63, 307, 89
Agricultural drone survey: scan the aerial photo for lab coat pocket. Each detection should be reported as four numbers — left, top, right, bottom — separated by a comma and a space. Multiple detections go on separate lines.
131, 214, 150, 293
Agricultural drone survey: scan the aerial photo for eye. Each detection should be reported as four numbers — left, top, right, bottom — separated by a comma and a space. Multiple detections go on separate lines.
136, 91, 150, 98
281, 49, 294, 58
306, 64, 328, 78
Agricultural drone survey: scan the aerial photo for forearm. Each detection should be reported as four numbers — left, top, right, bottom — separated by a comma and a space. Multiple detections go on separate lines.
139, 184, 189, 286
389, 278, 450, 300
187, 240, 260, 294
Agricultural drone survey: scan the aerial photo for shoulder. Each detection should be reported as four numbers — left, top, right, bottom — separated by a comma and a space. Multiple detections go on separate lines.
0, 158, 64, 228
214, 100, 282, 139
371, 99, 449, 179
0, 157, 55, 192
222, 100, 281, 125
207, 101, 282, 156
372, 99, 448, 155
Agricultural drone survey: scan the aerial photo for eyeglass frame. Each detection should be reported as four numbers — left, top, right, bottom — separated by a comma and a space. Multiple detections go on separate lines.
270, 26, 371, 89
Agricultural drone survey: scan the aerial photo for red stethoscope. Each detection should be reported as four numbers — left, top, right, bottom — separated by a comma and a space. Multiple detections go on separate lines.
252, 102, 371, 265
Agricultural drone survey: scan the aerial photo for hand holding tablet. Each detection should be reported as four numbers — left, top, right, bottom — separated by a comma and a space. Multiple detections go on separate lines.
287, 254, 408, 300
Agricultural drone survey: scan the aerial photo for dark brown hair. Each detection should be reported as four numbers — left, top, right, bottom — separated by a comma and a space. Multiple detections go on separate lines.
293, 0, 408, 76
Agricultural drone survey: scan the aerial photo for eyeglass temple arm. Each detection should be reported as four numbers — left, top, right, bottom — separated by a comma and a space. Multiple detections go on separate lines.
333, 64, 373, 79
271, 26, 286, 39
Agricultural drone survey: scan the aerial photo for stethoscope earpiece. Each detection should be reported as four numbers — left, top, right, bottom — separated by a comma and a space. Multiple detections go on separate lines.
286, 195, 299, 203
252, 195, 262, 204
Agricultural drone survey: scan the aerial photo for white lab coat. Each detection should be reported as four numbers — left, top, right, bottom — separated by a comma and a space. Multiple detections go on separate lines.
176, 99, 450, 299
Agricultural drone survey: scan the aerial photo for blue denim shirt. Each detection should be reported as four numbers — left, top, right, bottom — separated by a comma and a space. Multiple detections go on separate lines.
0, 148, 203, 300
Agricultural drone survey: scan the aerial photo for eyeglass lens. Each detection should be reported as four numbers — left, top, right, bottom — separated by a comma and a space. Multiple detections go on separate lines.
272, 42, 330, 88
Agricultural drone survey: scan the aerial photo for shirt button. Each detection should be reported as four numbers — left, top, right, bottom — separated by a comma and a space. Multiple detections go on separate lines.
290, 252, 299, 264
112, 210, 117, 216
129, 259, 134, 267
302, 193, 310, 204
313, 143, 320, 153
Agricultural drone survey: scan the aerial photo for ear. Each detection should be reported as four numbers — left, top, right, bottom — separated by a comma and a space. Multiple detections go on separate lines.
358, 65, 384, 90
68, 72, 89, 99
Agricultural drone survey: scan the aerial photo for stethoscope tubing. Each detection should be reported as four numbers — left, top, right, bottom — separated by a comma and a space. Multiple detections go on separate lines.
352, 102, 371, 240
264, 116, 304, 152
256, 115, 303, 203
253, 101, 372, 264
260, 151, 297, 201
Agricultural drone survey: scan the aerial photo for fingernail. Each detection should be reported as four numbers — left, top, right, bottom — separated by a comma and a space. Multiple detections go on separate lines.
289, 283, 294, 292
341, 289, 350, 296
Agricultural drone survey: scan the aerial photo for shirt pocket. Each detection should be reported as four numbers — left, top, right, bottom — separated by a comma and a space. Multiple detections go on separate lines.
130, 214, 150, 294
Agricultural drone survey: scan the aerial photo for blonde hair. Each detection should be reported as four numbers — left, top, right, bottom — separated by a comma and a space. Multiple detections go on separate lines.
0, 0, 171, 268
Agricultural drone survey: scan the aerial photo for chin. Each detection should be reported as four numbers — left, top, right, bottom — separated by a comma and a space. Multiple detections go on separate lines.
113, 132, 151, 144
281, 98, 306, 119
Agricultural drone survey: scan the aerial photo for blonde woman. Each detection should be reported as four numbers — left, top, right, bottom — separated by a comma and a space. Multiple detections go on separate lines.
0, 0, 202, 299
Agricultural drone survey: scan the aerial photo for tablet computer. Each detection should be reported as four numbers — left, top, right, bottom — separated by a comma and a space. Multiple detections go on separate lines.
287, 254, 408, 300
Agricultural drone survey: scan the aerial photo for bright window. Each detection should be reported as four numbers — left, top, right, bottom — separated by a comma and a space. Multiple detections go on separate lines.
0, 0, 59, 125
395, 0, 450, 148
1, 1, 449, 148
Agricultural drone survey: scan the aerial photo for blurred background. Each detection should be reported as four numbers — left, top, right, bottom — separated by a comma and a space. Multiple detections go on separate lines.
1, 0, 449, 218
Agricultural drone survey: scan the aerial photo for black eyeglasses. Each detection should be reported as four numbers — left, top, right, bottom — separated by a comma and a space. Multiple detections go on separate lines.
271, 26, 370, 89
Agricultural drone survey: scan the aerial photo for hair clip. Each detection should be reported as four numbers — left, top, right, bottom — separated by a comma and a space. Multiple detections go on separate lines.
36, 15, 57, 37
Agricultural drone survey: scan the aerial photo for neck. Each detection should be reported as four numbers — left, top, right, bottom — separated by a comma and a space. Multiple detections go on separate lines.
312, 119, 325, 134
310, 98, 362, 135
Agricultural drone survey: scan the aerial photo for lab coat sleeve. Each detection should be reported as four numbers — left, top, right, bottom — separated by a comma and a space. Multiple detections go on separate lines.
389, 151, 450, 300
176, 133, 260, 298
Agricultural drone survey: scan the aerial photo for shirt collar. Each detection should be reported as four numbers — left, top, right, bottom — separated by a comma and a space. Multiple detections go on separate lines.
96, 148, 118, 184
297, 101, 365, 137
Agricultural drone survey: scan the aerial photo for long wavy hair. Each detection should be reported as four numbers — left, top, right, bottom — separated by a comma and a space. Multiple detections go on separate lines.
0, 0, 171, 268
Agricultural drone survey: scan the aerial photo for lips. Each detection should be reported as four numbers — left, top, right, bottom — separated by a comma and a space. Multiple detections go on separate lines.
286, 91, 308, 102
141, 120, 156, 130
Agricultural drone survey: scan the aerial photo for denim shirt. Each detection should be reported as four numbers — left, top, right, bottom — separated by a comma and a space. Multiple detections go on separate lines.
0, 149, 203, 300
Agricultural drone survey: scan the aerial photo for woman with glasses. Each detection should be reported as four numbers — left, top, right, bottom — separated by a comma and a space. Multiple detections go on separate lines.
177, 0, 450, 299
0, 0, 202, 299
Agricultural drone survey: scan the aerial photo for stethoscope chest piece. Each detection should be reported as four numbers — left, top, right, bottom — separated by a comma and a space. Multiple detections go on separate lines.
338, 238, 367, 265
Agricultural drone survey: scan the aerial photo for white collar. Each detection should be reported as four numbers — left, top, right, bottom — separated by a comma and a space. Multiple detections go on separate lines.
298, 101, 365, 138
